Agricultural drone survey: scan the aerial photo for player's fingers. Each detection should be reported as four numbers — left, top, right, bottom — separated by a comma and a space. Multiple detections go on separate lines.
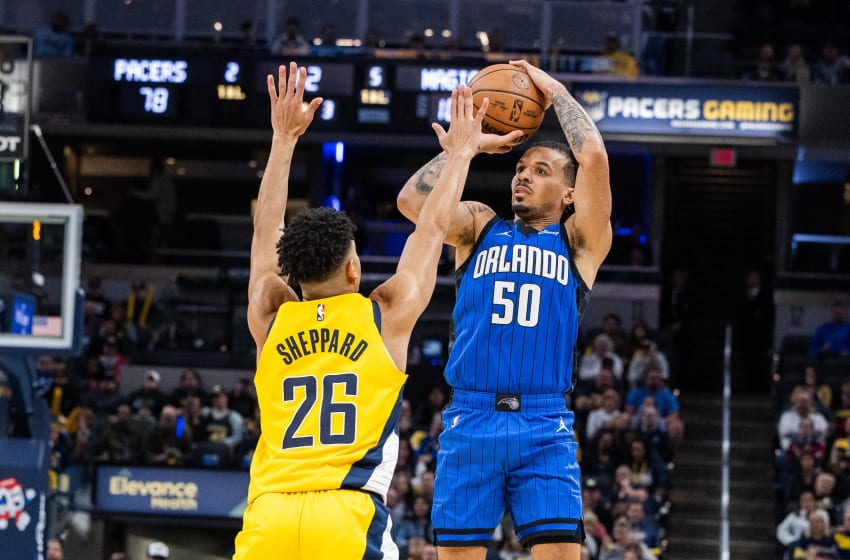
305, 97, 324, 119
432, 123, 447, 142
503, 130, 523, 143
461, 86, 474, 120
278, 65, 288, 96
508, 59, 529, 72
450, 88, 460, 122
267, 74, 277, 105
285, 62, 298, 95
475, 97, 489, 123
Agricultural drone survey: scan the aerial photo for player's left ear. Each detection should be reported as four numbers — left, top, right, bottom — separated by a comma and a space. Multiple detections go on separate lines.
563, 185, 576, 206
345, 258, 360, 284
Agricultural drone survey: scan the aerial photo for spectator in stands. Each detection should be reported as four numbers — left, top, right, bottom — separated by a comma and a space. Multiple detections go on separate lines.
418, 469, 436, 504
834, 383, 850, 424
227, 378, 257, 420
583, 476, 613, 530
391, 471, 414, 521
610, 464, 649, 519
599, 515, 657, 560
33, 11, 74, 59
737, 269, 773, 393
398, 398, 415, 440
405, 535, 427, 560
411, 412, 443, 474
788, 509, 835, 558
83, 277, 110, 339
200, 385, 245, 459
587, 388, 629, 441
97, 336, 126, 385
786, 450, 820, 506
396, 436, 417, 476
628, 438, 669, 500
413, 385, 447, 429
814, 472, 838, 520
778, 388, 830, 451
661, 268, 692, 385
574, 362, 623, 440
270, 17, 309, 55
788, 417, 829, 464
124, 281, 160, 349
407, 34, 430, 60
144, 404, 191, 466
597, 34, 639, 78
812, 43, 850, 85
125, 369, 167, 418
582, 509, 606, 559
778, 490, 817, 547
809, 300, 850, 358
625, 366, 683, 445
638, 404, 673, 463
584, 428, 622, 493
239, 20, 259, 51
397, 495, 434, 548
44, 359, 80, 419
86, 373, 123, 422
626, 499, 661, 549
626, 340, 670, 389
147, 541, 170, 559
828, 441, 850, 506
743, 42, 782, 81
170, 368, 208, 407
580, 334, 625, 382
792, 364, 834, 414
780, 43, 812, 84
46, 538, 64, 560
92, 403, 146, 463
586, 313, 629, 358
312, 23, 344, 57
834, 506, 850, 559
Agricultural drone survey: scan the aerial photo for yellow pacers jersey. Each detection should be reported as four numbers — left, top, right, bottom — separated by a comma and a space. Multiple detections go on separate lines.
248, 293, 406, 503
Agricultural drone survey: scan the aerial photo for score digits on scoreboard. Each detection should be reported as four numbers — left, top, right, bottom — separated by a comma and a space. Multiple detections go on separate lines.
113, 58, 188, 115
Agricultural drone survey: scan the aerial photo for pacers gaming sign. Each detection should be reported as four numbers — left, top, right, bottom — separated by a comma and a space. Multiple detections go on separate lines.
0, 37, 31, 161
573, 81, 798, 139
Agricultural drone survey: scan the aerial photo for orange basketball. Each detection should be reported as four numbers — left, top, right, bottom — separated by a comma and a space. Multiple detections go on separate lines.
468, 63, 546, 145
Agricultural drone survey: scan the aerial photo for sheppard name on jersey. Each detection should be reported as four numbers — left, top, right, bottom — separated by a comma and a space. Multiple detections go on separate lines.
473, 244, 570, 286
276, 328, 368, 364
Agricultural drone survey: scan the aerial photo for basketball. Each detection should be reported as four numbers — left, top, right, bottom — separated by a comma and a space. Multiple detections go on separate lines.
468, 63, 546, 145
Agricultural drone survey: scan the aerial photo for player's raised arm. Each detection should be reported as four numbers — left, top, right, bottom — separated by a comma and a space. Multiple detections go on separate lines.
396, 131, 522, 250
374, 87, 486, 362
247, 62, 323, 349
511, 60, 612, 286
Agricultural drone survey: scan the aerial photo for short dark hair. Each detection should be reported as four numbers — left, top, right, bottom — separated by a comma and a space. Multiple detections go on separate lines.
277, 207, 356, 284
528, 141, 578, 187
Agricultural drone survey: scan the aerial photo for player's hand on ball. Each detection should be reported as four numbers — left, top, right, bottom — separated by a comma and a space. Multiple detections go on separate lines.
431, 85, 487, 159
478, 130, 526, 154
509, 59, 567, 110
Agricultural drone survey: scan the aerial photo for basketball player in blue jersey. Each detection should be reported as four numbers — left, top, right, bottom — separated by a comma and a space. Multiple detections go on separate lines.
397, 60, 612, 560
234, 63, 490, 560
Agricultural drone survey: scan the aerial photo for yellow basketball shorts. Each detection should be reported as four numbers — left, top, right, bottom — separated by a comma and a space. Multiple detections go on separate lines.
233, 489, 398, 560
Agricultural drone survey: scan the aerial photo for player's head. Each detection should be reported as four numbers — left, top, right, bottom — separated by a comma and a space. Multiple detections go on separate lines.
511, 141, 578, 222
277, 207, 359, 294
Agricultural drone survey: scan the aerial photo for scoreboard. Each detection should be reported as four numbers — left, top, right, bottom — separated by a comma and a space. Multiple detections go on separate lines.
86, 45, 484, 134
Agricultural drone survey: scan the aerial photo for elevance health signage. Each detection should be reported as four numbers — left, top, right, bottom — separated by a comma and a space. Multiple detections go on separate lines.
572, 80, 799, 139
95, 466, 248, 518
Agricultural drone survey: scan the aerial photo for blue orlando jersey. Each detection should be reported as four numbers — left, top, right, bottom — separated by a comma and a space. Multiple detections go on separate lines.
445, 217, 590, 394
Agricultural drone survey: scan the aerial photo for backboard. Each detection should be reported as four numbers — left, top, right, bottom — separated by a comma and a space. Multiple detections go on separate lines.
0, 202, 82, 352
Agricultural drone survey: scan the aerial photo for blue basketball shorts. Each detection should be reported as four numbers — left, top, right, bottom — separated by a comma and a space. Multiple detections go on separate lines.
431, 389, 584, 548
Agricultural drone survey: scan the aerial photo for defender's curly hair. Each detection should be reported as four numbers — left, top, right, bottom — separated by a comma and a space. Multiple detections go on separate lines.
277, 207, 356, 284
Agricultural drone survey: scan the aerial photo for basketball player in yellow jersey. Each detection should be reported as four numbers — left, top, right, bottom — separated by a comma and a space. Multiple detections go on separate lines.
232, 62, 491, 560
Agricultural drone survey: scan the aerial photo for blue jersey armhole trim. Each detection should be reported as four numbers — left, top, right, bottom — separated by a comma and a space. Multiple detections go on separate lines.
371, 299, 382, 334
454, 215, 501, 285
